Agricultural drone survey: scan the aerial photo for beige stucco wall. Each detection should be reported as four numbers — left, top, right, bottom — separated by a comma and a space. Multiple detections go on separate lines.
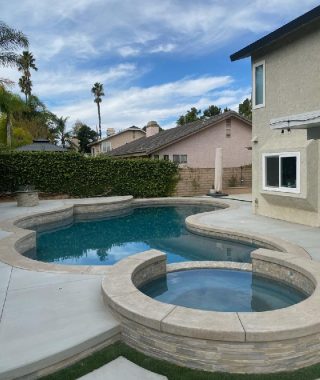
91, 130, 145, 156
252, 27, 320, 226
154, 117, 252, 168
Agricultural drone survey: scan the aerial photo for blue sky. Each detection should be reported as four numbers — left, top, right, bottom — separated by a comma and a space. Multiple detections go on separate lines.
0, 0, 319, 135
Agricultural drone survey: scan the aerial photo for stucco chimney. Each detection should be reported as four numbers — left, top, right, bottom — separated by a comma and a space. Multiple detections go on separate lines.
107, 128, 115, 136
146, 121, 160, 138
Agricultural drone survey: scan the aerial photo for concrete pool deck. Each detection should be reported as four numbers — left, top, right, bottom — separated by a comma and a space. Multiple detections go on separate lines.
0, 195, 319, 378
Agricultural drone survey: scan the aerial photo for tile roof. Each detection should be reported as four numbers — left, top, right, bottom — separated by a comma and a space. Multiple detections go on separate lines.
108, 111, 251, 157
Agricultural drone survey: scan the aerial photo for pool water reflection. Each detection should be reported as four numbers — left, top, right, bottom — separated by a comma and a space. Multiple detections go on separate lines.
140, 269, 307, 312
25, 205, 258, 265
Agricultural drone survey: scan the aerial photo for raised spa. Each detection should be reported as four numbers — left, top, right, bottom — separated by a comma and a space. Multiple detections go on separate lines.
102, 249, 320, 374
25, 205, 258, 265
139, 268, 307, 312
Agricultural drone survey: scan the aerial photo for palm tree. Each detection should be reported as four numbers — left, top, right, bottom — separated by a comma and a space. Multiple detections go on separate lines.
91, 82, 104, 138
53, 116, 71, 148
17, 51, 37, 103
18, 75, 29, 102
0, 21, 28, 67
0, 86, 26, 147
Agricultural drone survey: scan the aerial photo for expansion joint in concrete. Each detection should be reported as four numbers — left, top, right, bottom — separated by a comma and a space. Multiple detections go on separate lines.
0, 266, 13, 323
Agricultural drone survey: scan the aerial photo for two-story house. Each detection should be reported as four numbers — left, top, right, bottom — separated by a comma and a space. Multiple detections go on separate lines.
89, 126, 145, 156
231, 5, 320, 227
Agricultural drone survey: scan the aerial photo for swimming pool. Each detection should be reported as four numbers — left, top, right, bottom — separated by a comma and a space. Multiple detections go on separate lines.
139, 268, 307, 312
25, 205, 258, 265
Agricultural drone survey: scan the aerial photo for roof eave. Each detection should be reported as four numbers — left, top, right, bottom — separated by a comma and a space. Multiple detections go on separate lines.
110, 151, 147, 158
230, 5, 320, 61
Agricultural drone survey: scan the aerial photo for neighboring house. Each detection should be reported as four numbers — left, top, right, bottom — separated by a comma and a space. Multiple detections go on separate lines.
231, 5, 320, 226
89, 126, 145, 156
108, 112, 252, 169
16, 139, 67, 152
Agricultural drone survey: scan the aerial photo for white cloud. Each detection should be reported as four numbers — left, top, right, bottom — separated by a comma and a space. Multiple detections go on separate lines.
0, 63, 143, 99
149, 44, 176, 53
0, 0, 318, 133
2, 0, 319, 60
50, 75, 248, 133
117, 46, 140, 57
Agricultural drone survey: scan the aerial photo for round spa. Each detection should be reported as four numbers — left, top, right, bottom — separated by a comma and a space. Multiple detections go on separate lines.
139, 268, 307, 313
102, 249, 320, 374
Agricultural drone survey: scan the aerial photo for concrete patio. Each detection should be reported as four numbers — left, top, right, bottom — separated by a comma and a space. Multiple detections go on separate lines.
0, 196, 319, 379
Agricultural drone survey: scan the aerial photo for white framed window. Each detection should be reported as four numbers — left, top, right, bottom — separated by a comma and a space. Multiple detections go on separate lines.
253, 60, 265, 109
163, 154, 169, 161
102, 141, 112, 152
262, 152, 300, 193
173, 154, 187, 164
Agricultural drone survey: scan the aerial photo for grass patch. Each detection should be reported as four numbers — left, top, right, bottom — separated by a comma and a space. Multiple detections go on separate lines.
40, 341, 320, 380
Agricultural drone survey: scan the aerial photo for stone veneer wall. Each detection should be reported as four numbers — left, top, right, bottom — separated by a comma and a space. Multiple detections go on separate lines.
119, 316, 320, 374
253, 258, 315, 295
174, 166, 252, 196
132, 259, 166, 288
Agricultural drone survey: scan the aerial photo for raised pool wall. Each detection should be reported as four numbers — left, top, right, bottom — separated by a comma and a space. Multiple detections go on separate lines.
102, 249, 320, 374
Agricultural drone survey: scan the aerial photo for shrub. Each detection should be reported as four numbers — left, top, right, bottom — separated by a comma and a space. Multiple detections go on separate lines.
228, 174, 238, 187
0, 152, 178, 198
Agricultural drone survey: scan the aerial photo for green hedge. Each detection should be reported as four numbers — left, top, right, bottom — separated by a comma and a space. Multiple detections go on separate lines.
0, 152, 178, 198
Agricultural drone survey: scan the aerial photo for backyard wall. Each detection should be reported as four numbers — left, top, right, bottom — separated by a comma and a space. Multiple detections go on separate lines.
174, 166, 252, 196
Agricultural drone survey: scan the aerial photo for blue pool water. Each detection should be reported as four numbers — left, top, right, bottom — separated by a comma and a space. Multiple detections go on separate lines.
25, 205, 258, 265
140, 269, 307, 312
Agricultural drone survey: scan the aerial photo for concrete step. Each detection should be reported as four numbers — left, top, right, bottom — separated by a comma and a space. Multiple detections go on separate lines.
78, 357, 167, 380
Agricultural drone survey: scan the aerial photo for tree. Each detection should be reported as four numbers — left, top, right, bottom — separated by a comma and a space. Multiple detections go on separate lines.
76, 124, 98, 153
52, 116, 71, 148
177, 107, 201, 126
73, 120, 85, 135
177, 105, 230, 125
0, 78, 14, 89
202, 105, 222, 119
12, 126, 32, 148
17, 51, 38, 103
239, 98, 252, 119
18, 75, 29, 102
0, 21, 28, 67
91, 82, 104, 139
0, 86, 26, 147
13, 94, 56, 139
